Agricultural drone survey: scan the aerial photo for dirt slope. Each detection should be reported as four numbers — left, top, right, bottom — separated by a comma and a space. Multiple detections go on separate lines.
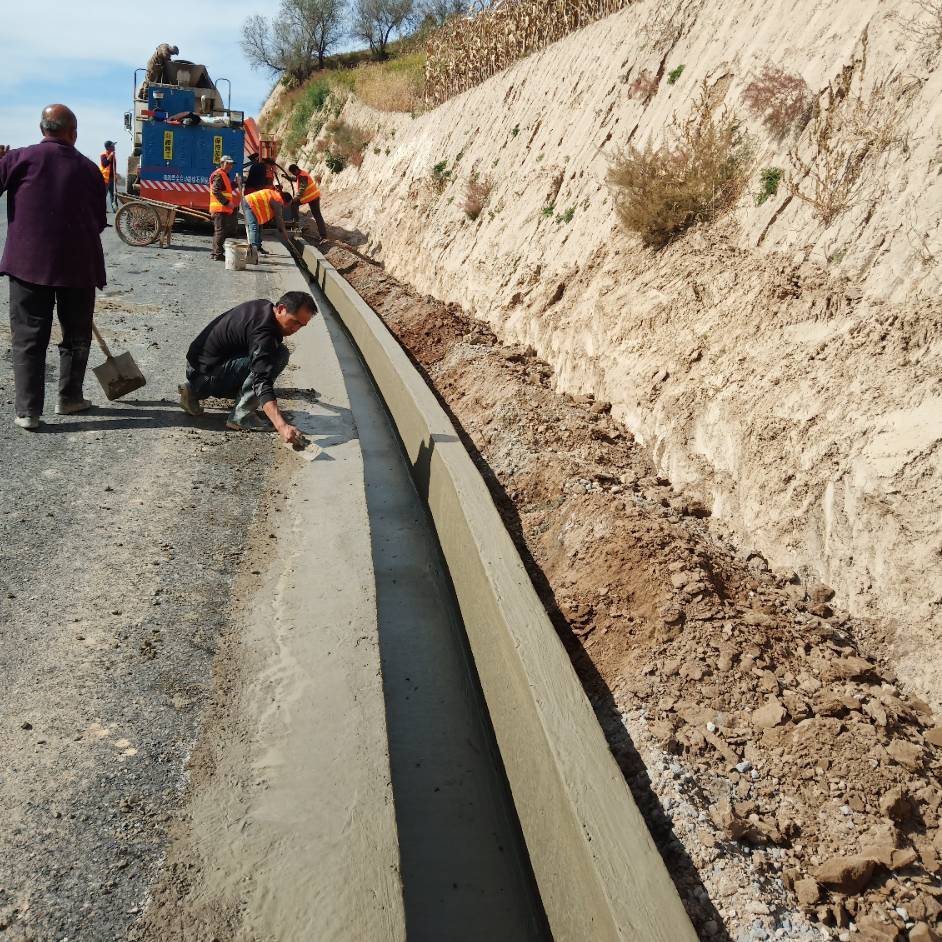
266, 0, 942, 708
323, 243, 942, 942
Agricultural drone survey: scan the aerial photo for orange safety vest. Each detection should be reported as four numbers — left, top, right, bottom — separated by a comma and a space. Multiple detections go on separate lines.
296, 170, 320, 205
208, 168, 236, 215
100, 151, 115, 184
245, 187, 284, 225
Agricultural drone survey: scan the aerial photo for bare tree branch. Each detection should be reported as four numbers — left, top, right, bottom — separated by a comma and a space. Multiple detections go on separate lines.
242, 0, 347, 84
352, 0, 416, 59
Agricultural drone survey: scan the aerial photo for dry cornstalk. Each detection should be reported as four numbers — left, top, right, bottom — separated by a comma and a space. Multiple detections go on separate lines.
425, 0, 633, 107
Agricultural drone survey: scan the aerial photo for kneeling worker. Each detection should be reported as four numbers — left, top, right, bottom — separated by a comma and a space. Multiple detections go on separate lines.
178, 291, 317, 443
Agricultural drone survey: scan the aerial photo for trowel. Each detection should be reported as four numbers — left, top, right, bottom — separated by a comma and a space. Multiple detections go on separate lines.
286, 432, 323, 461
91, 323, 147, 400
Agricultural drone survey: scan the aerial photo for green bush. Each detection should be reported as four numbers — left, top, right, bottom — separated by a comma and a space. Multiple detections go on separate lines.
430, 159, 452, 193
667, 65, 686, 85
284, 79, 331, 153
755, 167, 783, 206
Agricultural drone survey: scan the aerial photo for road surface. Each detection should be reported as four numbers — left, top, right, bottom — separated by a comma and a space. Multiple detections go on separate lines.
0, 207, 546, 940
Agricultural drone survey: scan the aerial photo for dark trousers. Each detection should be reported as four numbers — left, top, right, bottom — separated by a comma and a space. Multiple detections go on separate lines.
306, 197, 327, 239
186, 344, 290, 423
8, 276, 95, 416
211, 212, 238, 258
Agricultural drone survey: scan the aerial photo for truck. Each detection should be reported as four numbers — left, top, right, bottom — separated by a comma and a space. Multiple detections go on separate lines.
123, 58, 251, 213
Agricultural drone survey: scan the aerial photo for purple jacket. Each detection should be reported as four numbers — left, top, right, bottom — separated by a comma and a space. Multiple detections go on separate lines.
0, 138, 107, 289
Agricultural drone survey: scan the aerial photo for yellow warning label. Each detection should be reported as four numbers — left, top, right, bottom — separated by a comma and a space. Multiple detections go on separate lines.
213, 135, 223, 164
163, 131, 173, 161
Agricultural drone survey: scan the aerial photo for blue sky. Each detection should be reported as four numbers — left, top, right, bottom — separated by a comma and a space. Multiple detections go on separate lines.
0, 0, 279, 164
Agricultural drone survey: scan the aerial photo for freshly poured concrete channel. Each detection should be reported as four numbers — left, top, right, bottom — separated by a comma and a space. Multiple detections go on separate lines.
315, 289, 550, 939
298, 244, 699, 942
189, 245, 548, 939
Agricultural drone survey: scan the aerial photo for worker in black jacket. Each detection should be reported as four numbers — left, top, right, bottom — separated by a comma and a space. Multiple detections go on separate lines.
178, 291, 317, 442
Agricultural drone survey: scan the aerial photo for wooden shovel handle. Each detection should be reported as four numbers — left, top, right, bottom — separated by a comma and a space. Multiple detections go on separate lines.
91, 322, 113, 360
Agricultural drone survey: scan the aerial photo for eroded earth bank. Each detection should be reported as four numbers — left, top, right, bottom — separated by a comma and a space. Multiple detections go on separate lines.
267, 0, 942, 712
321, 242, 942, 942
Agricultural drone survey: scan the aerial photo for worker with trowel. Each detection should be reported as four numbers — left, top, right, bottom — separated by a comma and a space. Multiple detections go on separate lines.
178, 291, 317, 442
242, 185, 290, 255
0, 104, 107, 430
287, 163, 327, 241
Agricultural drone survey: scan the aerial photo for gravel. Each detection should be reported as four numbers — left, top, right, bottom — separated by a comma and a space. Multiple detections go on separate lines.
0, 207, 292, 940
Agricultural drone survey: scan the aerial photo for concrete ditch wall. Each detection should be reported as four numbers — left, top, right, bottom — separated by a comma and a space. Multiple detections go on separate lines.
299, 244, 697, 942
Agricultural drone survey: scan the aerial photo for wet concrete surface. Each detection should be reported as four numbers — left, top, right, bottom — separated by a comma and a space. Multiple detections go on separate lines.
0, 203, 297, 940
321, 301, 551, 940
0, 206, 550, 940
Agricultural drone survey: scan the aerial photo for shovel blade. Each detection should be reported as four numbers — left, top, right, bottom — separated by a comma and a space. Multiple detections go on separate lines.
93, 352, 147, 401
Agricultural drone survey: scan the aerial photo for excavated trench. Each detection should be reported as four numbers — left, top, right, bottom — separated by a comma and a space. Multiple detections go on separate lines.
319, 242, 942, 942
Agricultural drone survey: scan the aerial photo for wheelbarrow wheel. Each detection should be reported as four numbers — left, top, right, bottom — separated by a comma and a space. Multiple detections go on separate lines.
115, 202, 161, 247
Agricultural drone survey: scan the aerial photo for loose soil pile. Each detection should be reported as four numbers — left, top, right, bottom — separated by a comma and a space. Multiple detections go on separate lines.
324, 243, 942, 942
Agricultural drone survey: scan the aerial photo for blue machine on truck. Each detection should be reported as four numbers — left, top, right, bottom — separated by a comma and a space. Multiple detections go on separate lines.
124, 59, 246, 214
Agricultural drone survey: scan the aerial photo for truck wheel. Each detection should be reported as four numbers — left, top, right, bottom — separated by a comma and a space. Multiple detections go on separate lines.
115, 202, 161, 247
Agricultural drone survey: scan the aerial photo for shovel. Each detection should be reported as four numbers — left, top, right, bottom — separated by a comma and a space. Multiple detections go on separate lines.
91, 323, 147, 400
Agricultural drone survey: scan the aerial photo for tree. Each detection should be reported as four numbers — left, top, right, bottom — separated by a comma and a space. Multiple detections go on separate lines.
417, 0, 469, 26
242, 0, 346, 86
351, 0, 416, 59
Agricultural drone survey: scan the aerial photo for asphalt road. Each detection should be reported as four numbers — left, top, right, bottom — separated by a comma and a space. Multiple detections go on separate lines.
0, 202, 299, 940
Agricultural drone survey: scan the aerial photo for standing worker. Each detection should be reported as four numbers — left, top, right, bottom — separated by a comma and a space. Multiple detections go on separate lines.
243, 155, 275, 196
178, 291, 317, 438
0, 105, 107, 430
100, 141, 117, 213
242, 185, 290, 255
287, 164, 327, 241
209, 155, 239, 262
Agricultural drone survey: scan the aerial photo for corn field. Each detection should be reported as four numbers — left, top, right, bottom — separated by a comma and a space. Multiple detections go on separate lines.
425, 0, 632, 106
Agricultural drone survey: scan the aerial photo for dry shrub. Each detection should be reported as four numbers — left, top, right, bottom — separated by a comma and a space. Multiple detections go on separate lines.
742, 64, 811, 139
893, 0, 942, 58
628, 70, 660, 104
788, 88, 905, 226
608, 88, 754, 248
353, 52, 426, 113
322, 119, 374, 172
463, 173, 493, 219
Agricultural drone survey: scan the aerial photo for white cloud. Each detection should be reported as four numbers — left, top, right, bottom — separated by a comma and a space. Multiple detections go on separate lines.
0, 103, 128, 165
0, 0, 278, 158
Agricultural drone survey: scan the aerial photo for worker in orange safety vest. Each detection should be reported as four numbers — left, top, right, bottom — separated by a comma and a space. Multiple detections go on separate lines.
287, 163, 327, 241
209, 155, 240, 261
243, 185, 289, 255
100, 141, 117, 213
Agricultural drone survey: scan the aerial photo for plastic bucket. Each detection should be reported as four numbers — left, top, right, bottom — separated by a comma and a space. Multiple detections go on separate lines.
224, 240, 249, 271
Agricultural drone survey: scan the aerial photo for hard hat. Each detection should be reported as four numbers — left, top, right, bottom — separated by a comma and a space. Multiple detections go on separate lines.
220, 155, 234, 164
104, 140, 115, 148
